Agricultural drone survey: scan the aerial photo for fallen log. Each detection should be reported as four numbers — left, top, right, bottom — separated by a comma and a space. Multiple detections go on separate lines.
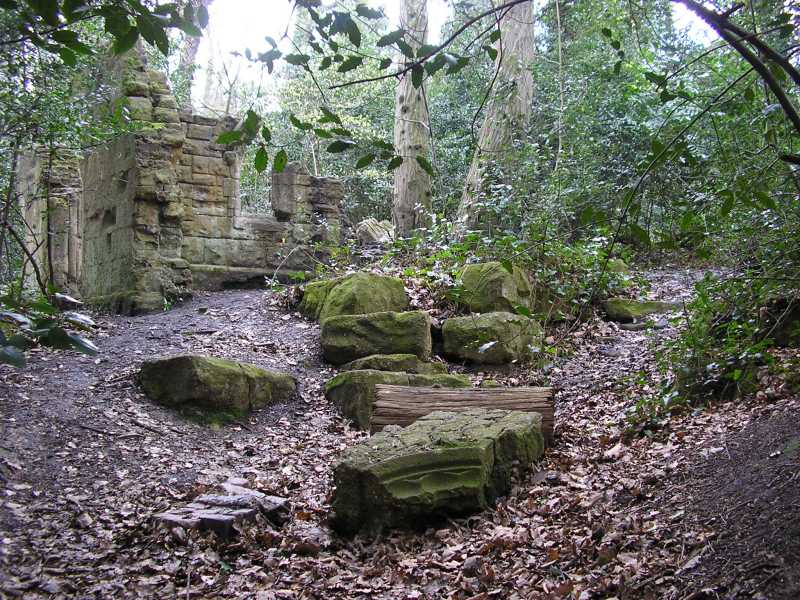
372, 385, 554, 442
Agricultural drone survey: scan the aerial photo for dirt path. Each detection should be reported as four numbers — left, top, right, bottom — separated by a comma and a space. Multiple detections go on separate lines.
1, 268, 798, 599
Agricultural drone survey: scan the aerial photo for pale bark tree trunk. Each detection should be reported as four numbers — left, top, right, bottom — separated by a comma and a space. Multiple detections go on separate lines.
456, 0, 535, 233
177, 0, 214, 110
392, 0, 432, 236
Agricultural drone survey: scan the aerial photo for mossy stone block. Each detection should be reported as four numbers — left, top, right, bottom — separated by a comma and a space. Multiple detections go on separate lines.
340, 353, 447, 375
603, 297, 679, 323
298, 272, 408, 322
125, 96, 153, 121
606, 258, 630, 274
298, 277, 342, 320
139, 354, 295, 420
319, 272, 408, 322
324, 369, 471, 430
321, 311, 432, 365
442, 312, 542, 364
331, 409, 544, 535
457, 262, 532, 314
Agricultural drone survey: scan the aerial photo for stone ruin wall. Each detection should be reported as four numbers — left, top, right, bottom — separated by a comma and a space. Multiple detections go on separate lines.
18, 58, 342, 314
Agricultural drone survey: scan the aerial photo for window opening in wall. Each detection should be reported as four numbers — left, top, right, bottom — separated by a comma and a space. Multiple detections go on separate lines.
238, 155, 273, 216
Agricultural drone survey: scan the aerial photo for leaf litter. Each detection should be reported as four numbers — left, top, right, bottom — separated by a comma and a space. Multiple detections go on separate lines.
0, 270, 798, 599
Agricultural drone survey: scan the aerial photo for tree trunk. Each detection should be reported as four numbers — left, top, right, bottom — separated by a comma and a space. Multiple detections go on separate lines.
372, 384, 554, 442
456, 1, 536, 233
392, 0, 432, 236
176, 0, 214, 110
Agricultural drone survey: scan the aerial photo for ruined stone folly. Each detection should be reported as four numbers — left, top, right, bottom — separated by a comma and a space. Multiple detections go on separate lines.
17, 55, 342, 314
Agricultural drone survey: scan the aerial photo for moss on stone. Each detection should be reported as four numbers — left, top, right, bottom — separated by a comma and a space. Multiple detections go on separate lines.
457, 262, 532, 314
319, 272, 408, 322
340, 354, 447, 375
606, 258, 630, 274
603, 297, 679, 323
330, 409, 543, 535
321, 311, 432, 365
298, 272, 409, 322
139, 354, 295, 421
324, 369, 471, 430
298, 277, 341, 320
442, 312, 542, 365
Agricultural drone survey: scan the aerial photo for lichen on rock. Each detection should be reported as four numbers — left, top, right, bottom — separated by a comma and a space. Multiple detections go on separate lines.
330, 408, 544, 535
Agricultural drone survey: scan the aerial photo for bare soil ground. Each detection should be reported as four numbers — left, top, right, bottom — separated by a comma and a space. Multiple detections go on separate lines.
1, 268, 798, 599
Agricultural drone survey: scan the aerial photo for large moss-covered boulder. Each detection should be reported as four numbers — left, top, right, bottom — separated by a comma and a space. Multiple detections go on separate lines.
340, 353, 447, 375
138, 354, 295, 419
331, 409, 544, 535
325, 369, 470, 430
298, 272, 408, 322
442, 312, 542, 364
603, 297, 679, 323
457, 262, 532, 314
298, 277, 342, 320
321, 311, 432, 365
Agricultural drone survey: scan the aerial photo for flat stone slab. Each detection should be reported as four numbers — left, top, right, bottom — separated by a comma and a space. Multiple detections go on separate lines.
331, 409, 544, 535
154, 480, 289, 538
602, 297, 680, 323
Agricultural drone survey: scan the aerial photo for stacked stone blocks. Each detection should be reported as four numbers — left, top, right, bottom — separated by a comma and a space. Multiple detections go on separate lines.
18, 58, 343, 313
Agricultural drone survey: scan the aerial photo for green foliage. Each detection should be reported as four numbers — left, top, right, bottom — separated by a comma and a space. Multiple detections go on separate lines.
661, 274, 773, 403
0, 288, 98, 367
1, 0, 207, 60
384, 218, 629, 323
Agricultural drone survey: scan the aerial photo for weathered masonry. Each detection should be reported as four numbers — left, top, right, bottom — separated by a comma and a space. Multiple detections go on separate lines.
18, 57, 342, 314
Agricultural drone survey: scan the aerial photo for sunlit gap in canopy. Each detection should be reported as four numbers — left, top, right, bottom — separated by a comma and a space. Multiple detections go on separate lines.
189, 0, 717, 116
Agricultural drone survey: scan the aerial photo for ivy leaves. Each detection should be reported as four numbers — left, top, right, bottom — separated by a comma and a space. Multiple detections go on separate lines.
6, 0, 209, 63
0, 293, 99, 369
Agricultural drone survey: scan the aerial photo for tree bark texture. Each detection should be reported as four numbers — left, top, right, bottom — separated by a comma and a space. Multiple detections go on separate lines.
392, 0, 432, 236
372, 384, 554, 442
456, 0, 536, 233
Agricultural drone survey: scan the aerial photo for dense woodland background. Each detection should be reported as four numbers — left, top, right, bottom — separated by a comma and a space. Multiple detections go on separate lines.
0, 0, 799, 433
